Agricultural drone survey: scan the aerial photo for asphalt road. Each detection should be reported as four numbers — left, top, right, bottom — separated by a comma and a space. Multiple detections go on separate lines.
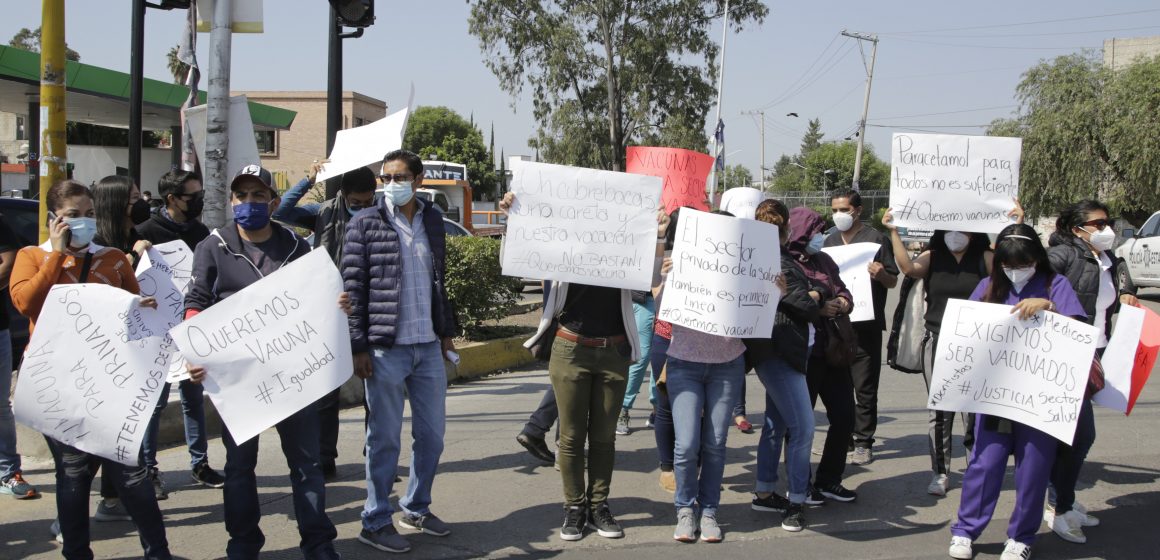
2, 292, 1159, 559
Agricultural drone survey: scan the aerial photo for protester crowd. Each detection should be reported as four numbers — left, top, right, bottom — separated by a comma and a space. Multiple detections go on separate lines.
0, 147, 1144, 560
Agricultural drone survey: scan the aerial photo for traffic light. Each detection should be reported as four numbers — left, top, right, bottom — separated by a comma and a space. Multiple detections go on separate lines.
329, 0, 375, 28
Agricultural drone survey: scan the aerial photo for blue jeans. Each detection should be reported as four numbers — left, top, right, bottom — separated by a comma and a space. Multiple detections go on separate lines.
0, 330, 18, 480
51, 439, 171, 560
667, 355, 744, 513
623, 298, 655, 411
222, 405, 336, 560
142, 380, 209, 470
754, 355, 815, 504
650, 334, 674, 469
363, 342, 446, 530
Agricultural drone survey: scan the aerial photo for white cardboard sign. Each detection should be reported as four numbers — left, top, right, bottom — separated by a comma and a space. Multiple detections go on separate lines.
135, 242, 196, 383
14, 284, 174, 464
1093, 304, 1144, 413
719, 187, 768, 220
821, 242, 879, 323
889, 133, 1022, 234
169, 249, 354, 443
317, 85, 414, 183
656, 209, 781, 337
927, 299, 1099, 443
501, 160, 663, 291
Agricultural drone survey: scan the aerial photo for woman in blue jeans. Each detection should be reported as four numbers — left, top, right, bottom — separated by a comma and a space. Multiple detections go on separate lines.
743, 200, 823, 532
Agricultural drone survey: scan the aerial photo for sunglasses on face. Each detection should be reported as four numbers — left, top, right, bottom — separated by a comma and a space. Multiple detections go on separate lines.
1080, 218, 1114, 230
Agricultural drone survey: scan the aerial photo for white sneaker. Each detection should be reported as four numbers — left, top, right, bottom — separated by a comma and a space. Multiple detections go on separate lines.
928, 473, 949, 496
1073, 501, 1100, 527
948, 535, 973, 559
1001, 539, 1032, 560
1050, 510, 1087, 544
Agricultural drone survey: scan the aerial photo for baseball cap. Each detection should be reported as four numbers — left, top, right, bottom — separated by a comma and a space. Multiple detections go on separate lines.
230, 164, 275, 194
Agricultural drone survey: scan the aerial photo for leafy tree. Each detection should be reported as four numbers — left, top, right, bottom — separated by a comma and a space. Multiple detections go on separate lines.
404, 106, 498, 200
468, 1, 768, 170
770, 141, 888, 192
719, 164, 754, 190
8, 27, 81, 61
166, 45, 190, 84
769, 154, 806, 192
987, 53, 1160, 224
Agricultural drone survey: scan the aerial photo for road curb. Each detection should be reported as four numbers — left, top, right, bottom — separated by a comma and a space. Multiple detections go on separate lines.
445, 333, 538, 382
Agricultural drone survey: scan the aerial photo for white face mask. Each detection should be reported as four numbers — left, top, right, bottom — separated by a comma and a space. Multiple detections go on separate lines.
832, 211, 855, 232
1003, 266, 1036, 291
944, 231, 969, 253
1083, 226, 1115, 251
386, 181, 414, 207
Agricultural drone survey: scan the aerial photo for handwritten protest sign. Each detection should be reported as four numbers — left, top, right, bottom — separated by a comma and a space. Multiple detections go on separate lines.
626, 147, 712, 214
889, 133, 1022, 234
927, 299, 1099, 443
719, 187, 768, 220
136, 242, 196, 383
502, 160, 662, 291
14, 285, 174, 464
821, 242, 879, 323
318, 85, 414, 182
169, 249, 353, 443
1094, 305, 1160, 415
656, 209, 780, 337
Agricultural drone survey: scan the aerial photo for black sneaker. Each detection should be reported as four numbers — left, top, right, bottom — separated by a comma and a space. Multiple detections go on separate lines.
781, 503, 806, 532
149, 468, 168, 500
560, 505, 587, 541
818, 482, 857, 503
804, 486, 825, 506
517, 433, 555, 464
589, 503, 624, 538
191, 463, 225, 488
751, 492, 791, 513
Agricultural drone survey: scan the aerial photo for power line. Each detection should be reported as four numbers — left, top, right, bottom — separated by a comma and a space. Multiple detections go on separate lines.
878, 65, 1029, 81
887, 37, 1102, 50
866, 123, 992, 129
869, 105, 1017, 121
881, 24, 1160, 40
762, 42, 856, 109
881, 8, 1160, 34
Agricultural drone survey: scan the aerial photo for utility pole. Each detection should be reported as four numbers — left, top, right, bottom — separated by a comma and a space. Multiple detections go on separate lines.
325, 1, 373, 199
706, 0, 729, 202
841, 29, 878, 191
203, 0, 232, 228
129, 0, 146, 189
39, 0, 67, 243
742, 109, 765, 191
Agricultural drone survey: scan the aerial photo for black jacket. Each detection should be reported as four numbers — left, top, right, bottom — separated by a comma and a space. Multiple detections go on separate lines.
135, 213, 211, 253
745, 253, 821, 373
185, 222, 309, 312
1047, 234, 1133, 335
314, 197, 349, 264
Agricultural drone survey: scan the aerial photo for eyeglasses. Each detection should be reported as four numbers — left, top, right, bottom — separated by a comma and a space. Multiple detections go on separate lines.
1080, 218, 1114, 230
378, 174, 414, 183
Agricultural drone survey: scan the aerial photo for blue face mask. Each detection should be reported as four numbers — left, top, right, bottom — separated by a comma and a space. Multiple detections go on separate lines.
63, 217, 97, 248
386, 181, 414, 207
806, 232, 825, 255
233, 201, 271, 231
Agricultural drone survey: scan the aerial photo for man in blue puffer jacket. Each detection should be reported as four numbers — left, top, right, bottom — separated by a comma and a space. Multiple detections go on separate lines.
343, 149, 457, 554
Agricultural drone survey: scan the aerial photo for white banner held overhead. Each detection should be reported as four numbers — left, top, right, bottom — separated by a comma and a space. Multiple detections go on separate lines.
657, 209, 781, 337
501, 160, 663, 291
821, 242, 879, 323
169, 249, 353, 444
317, 84, 414, 183
927, 299, 1099, 443
13, 285, 174, 465
719, 186, 768, 220
889, 133, 1022, 234
185, 96, 261, 182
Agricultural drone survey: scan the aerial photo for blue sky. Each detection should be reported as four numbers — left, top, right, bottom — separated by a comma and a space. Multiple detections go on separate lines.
3, 1, 1159, 179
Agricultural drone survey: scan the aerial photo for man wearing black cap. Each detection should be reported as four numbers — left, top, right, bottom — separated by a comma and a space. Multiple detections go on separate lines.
184, 164, 340, 560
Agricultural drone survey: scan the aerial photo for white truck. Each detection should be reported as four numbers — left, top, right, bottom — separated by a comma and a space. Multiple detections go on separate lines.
1115, 210, 1160, 290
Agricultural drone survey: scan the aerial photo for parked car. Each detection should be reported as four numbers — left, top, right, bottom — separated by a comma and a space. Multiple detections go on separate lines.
1115, 211, 1160, 291
1, 197, 38, 368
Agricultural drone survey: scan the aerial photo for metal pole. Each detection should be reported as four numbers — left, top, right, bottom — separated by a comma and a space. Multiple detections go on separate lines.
170, 125, 182, 170
706, 0, 729, 201
759, 111, 765, 191
325, 7, 342, 199
27, 97, 39, 198
129, 0, 146, 188
203, 0, 232, 228
39, 0, 67, 243
843, 30, 878, 191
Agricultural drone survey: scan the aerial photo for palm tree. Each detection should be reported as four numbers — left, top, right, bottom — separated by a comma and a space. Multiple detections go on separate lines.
166, 45, 190, 84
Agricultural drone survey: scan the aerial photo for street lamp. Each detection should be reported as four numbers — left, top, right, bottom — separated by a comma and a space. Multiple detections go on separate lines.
823, 169, 836, 190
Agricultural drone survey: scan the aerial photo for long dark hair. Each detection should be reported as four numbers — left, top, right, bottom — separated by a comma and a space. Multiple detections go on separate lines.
1051, 199, 1110, 246
984, 224, 1053, 303
93, 175, 135, 251
928, 229, 990, 258
664, 207, 688, 251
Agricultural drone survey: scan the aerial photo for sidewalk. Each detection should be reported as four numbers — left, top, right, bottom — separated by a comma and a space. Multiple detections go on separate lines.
4, 359, 1159, 559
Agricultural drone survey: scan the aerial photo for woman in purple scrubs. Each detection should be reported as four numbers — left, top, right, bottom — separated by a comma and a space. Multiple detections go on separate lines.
948, 224, 1086, 560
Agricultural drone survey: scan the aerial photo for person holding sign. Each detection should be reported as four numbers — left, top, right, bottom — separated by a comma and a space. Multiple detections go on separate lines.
344, 151, 458, 554
1043, 200, 1139, 544
0, 219, 37, 500
782, 207, 861, 506
947, 224, 1086, 560
500, 190, 668, 542
882, 213, 996, 497
183, 165, 341, 560
743, 200, 822, 532
824, 190, 898, 466
9, 179, 171, 560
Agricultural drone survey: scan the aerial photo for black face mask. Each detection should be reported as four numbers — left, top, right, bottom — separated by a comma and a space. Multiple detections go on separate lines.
130, 198, 152, 225
183, 195, 204, 220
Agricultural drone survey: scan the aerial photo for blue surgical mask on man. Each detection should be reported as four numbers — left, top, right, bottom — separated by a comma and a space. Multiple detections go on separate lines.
233, 201, 271, 231
806, 232, 825, 255
385, 181, 414, 207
